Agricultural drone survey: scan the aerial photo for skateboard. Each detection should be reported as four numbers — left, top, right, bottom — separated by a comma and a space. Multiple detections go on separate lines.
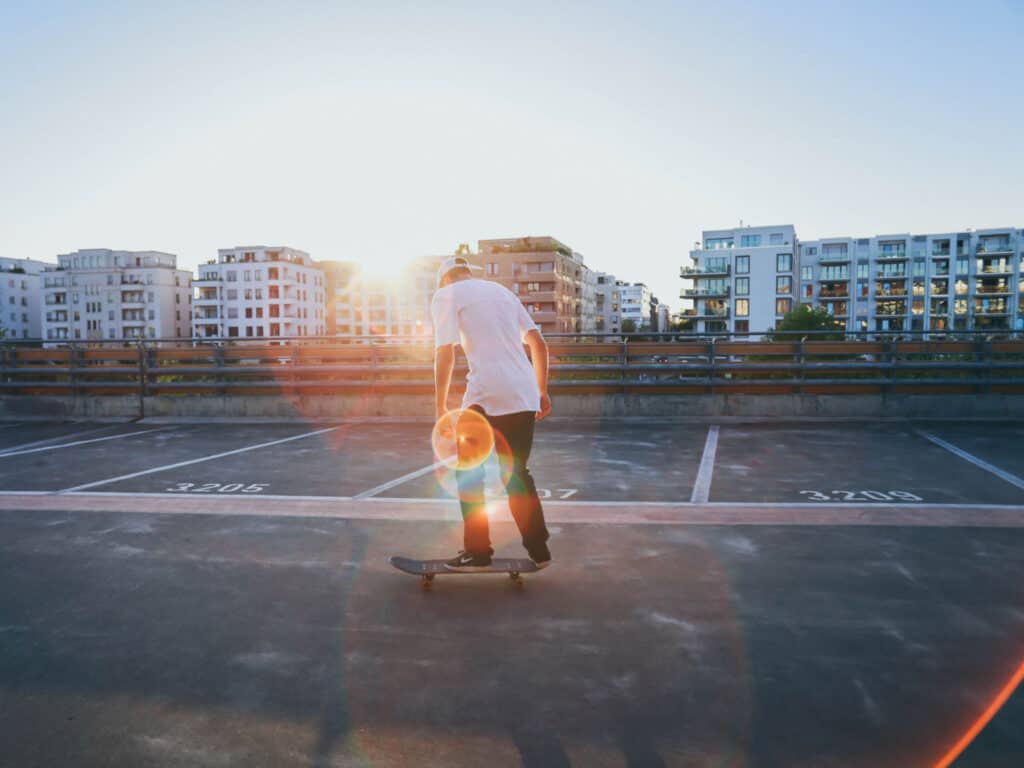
388, 556, 541, 588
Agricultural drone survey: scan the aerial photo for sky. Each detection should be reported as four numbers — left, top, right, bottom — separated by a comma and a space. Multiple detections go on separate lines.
1, 0, 1022, 310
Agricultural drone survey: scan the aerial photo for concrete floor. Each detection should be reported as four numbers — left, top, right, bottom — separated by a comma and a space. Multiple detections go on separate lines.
0, 418, 1023, 766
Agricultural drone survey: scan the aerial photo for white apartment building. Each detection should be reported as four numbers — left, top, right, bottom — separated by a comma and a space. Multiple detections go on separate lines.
684, 224, 1023, 334
576, 252, 598, 333
41, 249, 192, 343
595, 272, 623, 334
327, 255, 438, 338
619, 282, 653, 331
683, 225, 797, 335
193, 246, 327, 339
0, 258, 52, 339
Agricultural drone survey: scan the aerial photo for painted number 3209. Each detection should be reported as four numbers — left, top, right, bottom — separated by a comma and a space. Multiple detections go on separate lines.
800, 490, 923, 502
165, 482, 269, 494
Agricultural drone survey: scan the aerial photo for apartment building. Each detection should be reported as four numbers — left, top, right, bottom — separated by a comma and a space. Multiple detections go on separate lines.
0, 258, 52, 339
41, 249, 192, 343
594, 272, 624, 333
800, 228, 1022, 333
476, 237, 589, 334
619, 282, 653, 331
683, 225, 798, 334
326, 255, 438, 338
684, 225, 1023, 334
193, 246, 326, 339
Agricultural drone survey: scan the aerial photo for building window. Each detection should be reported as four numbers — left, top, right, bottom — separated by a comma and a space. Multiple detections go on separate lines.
740, 234, 761, 247
776, 253, 792, 272
734, 320, 749, 334
769, 233, 784, 245
736, 255, 750, 274
735, 299, 749, 317
776, 298, 792, 315
776, 276, 792, 294
857, 263, 869, 279
734, 277, 749, 295
801, 266, 813, 281
228, 326, 239, 337
486, 263, 499, 275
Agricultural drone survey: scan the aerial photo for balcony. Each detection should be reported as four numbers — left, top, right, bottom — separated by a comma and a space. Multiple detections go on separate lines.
681, 265, 731, 277
876, 271, 908, 279
521, 290, 556, 302
975, 284, 1012, 295
194, 275, 222, 284
977, 242, 1013, 255
876, 252, 907, 262
528, 311, 557, 324
818, 289, 849, 298
681, 286, 730, 298
818, 253, 850, 264
977, 264, 1014, 275
975, 307, 1011, 316
700, 309, 730, 318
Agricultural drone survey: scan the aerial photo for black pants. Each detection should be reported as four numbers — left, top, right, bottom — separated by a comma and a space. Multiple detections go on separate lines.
456, 407, 549, 557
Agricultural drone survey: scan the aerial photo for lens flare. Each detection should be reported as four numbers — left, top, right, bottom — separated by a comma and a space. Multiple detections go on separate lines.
431, 408, 494, 471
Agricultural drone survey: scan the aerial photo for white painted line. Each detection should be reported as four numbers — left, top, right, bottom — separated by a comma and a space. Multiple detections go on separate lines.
918, 431, 1024, 493
690, 425, 719, 504
353, 460, 448, 500
0, 425, 121, 456
57, 426, 341, 493
63, 491, 353, 502
0, 428, 167, 458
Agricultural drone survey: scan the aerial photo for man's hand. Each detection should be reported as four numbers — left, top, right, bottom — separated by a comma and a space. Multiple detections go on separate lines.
537, 392, 552, 421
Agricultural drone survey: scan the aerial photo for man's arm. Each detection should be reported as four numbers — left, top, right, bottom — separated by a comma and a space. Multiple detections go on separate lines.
524, 329, 551, 420
434, 343, 456, 420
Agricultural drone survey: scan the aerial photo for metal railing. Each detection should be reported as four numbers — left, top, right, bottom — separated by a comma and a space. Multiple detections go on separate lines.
0, 332, 1022, 400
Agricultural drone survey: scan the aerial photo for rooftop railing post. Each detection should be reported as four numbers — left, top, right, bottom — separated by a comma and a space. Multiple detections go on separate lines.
976, 336, 992, 394
797, 336, 806, 394
69, 342, 80, 398
621, 335, 629, 395
708, 337, 716, 395
137, 340, 147, 419
214, 343, 225, 396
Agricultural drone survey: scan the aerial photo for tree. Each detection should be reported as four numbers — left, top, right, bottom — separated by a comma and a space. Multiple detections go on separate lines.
620, 318, 637, 334
768, 305, 844, 341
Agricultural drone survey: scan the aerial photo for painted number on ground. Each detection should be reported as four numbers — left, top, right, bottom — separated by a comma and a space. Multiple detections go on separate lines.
165, 482, 269, 494
485, 487, 577, 499
799, 490, 923, 502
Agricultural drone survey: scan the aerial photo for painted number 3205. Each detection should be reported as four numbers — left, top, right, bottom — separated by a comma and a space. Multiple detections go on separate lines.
165, 482, 269, 494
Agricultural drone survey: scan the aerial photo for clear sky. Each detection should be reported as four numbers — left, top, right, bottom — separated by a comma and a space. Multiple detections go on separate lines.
1, 0, 1021, 309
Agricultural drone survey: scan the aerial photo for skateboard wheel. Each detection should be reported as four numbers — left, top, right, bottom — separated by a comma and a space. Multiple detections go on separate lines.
509, 572, 519, 580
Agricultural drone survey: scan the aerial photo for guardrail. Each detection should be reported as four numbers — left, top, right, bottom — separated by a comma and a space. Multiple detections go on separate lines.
1, 333, 1023, 397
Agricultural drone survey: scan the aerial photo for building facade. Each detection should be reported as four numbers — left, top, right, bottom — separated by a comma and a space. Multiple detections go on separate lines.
193, 246, 326, 339
476, 237, 588, 334
683, 225, 797, 335
0, 258, 51, 339
326, 255, 438, 338
41, 249, 192, 343
595, 272, 623, 334
684, 224, 1023, 334
619, 282, 653, 331
799, 228, 1022, 333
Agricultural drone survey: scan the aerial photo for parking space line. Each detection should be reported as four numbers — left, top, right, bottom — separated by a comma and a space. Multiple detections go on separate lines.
353, 460, 448, 500
57, 426, 342, 493
690, 425, 719, 504
917, 431, 1024, 493
0, 425, 122, 456
0, 428, 167, 458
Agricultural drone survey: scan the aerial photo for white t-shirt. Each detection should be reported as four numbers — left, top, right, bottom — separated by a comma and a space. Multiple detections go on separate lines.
431, 278, 541, 416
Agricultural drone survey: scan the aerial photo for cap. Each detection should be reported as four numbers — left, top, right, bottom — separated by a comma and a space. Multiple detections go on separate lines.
436, 255, 483, 288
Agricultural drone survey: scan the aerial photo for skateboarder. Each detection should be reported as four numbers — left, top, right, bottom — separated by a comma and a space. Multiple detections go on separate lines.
432, 254, 552, 572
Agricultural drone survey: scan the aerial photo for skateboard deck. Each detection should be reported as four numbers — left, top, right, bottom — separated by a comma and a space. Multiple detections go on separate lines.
389, 556, 541, 587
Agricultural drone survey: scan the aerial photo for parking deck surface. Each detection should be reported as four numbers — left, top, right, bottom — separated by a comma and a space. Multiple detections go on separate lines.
1, 418, 1023, 767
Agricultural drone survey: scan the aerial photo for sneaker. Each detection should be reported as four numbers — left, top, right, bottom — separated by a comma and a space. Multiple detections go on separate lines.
444, 550, 493, 572
528, 543, 552, 569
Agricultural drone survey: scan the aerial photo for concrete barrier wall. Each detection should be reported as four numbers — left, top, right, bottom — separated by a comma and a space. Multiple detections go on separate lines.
2, 393, 1024, 421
